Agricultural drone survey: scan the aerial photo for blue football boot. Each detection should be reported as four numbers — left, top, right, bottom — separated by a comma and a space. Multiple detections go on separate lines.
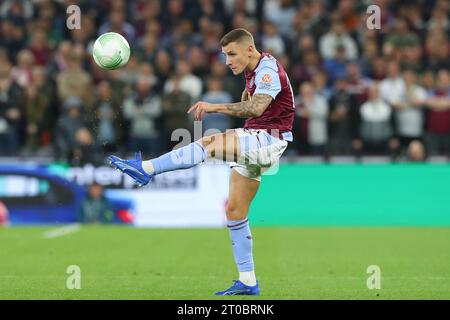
215, 280, 260, 296
108, 151, 153, 187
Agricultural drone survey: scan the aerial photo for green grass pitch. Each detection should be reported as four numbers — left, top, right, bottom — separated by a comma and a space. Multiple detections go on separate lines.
1, 226, 450, 299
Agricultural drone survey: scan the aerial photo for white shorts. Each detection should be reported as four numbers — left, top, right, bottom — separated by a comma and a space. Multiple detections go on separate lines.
230, 128, 288, 181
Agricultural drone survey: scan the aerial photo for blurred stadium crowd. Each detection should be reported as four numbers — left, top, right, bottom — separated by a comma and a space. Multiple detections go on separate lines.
0, 0, 449, 164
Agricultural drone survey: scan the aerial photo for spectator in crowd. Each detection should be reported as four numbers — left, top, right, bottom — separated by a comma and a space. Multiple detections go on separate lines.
312, 70, 332, 101
133, 0, 161, 39
189, 46, 209, 79
426, 3, 449, 32
400, 42, 423, 74
232, 14, 259, 42
319, 18, 358, 61
72, 127, 103, 166
291, 0, 328, 39
33, 3, 64, 46
161, 75, 192, 150
24, 66, 56, 153
224, 0, 257, 17
173, 40, 189, 61
0, 19, 26, 62
136, 32, 159, 65
261, 20, 285, 58
77, 183, 114, 224
54, 96, 86, 162
402, 4, 425, 35
194, 0, 226, 27
89, 81, 123, 153
392, 69, 427, 154
328, 77, 359, 155
291, 48, 323, 91
46, 41, 72, 79
70, 15, 96, 49
336, 0, 360, 33
28, 28, 53, 66
106, 69, 128, 108
345, 62, 371, 105
98, 8, 136, 42
424, 69, 450, 155
0, 67, 24, 155
358, 83, 394, 154
424, 30, 450, 72
380, 61, 405, 109
56, 47, 93, 107
263, 0, 296, 38
296, 82, 329, 155
161, 0, 186, 32
0, 0, 34, 21
420, 70, 436, 92
116, 55, 141, 86
370, 56, 387, 81
198, 18, 222, 60
291, 33, 315, 62
0, 49, 10, 72
406, 140, 426, 162
324, 44, 350, 84
359, 40, 379, 77
123, 75, 162, 156
164, 59, 203, 102
383, 18, 420, 55
153, 50, 173, 92
10, 49, 34, 88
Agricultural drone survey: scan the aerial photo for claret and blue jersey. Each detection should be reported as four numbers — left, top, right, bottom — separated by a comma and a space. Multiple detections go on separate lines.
243, 52, 295, 138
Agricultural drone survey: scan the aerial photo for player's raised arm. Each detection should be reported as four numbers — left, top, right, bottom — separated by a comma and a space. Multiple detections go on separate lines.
216, 93, 272, 118
187, 94, 272, 121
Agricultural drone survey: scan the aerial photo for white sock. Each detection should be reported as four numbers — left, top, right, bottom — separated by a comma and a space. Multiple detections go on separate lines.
141, 160, 155, 174
239, 270, 257, 286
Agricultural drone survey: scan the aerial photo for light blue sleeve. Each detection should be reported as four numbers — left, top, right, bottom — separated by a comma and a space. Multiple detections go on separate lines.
253, 67, 282, 99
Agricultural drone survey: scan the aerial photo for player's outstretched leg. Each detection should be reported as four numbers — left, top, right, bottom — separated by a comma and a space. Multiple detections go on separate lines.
108, 131, 239, 186
108, 141, 207, 186
216, 169, 260, 296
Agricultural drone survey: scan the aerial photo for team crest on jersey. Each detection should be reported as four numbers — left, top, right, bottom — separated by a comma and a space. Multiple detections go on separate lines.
261, 73, 272, 83
259, 73, 273, 90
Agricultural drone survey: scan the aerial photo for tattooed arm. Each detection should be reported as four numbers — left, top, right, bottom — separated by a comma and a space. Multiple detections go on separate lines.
217, 94, 272, 118
187, 94, 272, 120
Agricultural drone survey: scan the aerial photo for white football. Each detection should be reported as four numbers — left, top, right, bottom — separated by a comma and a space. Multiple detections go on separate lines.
92, 32, 130, 70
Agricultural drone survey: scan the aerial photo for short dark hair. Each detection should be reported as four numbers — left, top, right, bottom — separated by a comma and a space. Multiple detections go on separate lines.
220, 28, 254, 47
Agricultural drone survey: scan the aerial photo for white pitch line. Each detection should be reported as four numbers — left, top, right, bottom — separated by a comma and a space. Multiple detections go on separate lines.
42, 224, 81, 239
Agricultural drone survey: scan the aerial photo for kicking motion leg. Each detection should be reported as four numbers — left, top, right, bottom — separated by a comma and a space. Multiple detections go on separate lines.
108, 131, 240, 186
109, 132, 261, 295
